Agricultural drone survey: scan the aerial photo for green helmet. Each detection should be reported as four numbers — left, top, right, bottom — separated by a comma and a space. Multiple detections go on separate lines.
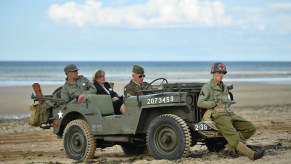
210, 62, 227, 74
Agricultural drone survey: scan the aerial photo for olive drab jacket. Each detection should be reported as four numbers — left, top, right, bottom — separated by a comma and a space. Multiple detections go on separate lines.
61, 75, 97, 103
198, 79, 233, 119
124, 80, 149, 98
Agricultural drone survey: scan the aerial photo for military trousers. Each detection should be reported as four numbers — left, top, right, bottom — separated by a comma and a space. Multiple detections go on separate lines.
212, 113, 256, 148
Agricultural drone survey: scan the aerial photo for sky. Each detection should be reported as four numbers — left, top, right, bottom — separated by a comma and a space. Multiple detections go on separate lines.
0, 0, 291, 62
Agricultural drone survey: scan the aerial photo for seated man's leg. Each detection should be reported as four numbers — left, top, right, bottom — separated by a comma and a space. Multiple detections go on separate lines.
232, 115, 256, 140
213, 115, 241, 148
213, 114, 240, 158
214, 114, 264, 160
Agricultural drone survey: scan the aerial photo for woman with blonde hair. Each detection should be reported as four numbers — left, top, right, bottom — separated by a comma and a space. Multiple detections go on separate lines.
93, 70, 126, 114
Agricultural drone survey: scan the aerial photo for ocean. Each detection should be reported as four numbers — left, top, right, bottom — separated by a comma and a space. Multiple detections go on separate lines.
1, 61, 291, 86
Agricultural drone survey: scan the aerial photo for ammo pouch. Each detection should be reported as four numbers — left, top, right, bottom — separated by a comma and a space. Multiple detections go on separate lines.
29, 102, 52, 126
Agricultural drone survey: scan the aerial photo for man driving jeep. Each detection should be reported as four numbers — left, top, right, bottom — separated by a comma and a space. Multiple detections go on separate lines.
124, 65, 149, 98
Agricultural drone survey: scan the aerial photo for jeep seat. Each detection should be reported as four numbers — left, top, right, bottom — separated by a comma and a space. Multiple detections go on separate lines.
87, 94, 115, 116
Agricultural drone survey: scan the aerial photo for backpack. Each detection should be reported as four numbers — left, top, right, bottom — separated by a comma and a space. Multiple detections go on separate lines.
29, 102, 52, 127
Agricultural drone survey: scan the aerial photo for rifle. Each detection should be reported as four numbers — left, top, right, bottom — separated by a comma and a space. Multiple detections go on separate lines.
32, 83, 45, 104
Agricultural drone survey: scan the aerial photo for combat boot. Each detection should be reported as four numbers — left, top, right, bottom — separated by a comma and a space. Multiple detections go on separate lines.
236, 142, 265, 160
253, 148, 265, 160
219, 144, 239, 158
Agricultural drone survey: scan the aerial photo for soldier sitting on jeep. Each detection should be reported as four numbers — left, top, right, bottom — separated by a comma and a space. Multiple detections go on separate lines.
198, 62, 264, 160
61, 64, 96, 103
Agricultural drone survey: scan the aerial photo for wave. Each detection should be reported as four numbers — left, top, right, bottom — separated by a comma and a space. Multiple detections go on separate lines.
0, 114, 30, 120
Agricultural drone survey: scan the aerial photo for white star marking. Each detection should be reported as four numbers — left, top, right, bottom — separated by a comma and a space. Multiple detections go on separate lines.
58, 110, 63, 118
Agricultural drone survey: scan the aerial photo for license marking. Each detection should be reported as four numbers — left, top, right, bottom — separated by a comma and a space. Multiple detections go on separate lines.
194, 123, 211, 131
146, 96, 174, 105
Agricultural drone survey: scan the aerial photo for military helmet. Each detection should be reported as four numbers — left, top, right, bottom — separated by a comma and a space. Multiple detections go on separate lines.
210, 62, 227, 74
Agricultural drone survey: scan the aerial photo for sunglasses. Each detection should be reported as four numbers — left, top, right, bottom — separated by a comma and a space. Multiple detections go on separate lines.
217, 72, 226, 75
138, 75, 146, 78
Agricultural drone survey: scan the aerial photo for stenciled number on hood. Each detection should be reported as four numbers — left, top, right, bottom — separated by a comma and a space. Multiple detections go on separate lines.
146, 96, 174, 105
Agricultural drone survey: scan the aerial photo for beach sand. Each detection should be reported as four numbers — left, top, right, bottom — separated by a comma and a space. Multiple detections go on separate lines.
0, 81, 291, 163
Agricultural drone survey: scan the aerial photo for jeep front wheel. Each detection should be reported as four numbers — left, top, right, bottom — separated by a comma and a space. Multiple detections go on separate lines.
63, 119, 96, 160
146, 114, 191, 160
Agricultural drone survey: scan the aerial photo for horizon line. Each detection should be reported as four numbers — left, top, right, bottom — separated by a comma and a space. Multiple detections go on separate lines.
1, 60, 291, 62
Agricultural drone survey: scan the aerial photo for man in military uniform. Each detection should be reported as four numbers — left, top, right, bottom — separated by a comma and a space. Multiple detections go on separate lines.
61, 64, 96, 103
124, 65, 149, 98
198, 62, 264, 160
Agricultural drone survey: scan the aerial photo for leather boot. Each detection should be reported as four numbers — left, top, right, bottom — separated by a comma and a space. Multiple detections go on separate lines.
253, 148, 265, 160
236, 142, 264, 160
219, 144, 239, 158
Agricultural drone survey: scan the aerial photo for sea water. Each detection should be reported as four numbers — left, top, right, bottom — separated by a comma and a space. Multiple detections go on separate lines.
0, 61, 291, 86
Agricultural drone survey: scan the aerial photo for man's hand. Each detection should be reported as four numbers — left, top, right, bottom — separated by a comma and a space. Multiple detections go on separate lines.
77, 94, 85, 103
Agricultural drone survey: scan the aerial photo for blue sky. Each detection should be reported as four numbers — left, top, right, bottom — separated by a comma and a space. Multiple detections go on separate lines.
0, 0, 291, 61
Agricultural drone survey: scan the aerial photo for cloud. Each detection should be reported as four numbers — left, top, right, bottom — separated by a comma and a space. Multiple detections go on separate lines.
269, 3, 291, 10
233, 2, 291, 33
48, 0, 232, 28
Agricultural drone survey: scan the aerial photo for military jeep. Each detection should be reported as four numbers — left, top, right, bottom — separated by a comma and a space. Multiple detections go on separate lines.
31, 78, 233, 160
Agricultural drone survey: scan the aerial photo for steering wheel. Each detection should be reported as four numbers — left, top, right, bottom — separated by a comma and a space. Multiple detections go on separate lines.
145, 78, 168, 90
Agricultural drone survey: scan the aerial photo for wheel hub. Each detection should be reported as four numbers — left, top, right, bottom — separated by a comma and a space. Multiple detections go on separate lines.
74, 137, 81, 147
161, 134, 172, 145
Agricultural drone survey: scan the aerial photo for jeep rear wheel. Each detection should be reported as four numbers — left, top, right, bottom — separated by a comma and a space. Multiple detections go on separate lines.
63, 119, 96, 160
146, 114, 191, 160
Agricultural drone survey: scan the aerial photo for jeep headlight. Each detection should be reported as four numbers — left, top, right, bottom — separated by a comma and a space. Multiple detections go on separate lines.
186, 95, 193, 105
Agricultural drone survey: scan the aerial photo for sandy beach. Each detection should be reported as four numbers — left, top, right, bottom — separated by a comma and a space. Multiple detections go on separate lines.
1, 81, 291, 163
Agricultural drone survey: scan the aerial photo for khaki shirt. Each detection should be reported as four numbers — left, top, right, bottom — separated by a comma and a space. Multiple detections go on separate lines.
124, 80, 149, 98
197, 79, 230, 109
61, 75, 96, 103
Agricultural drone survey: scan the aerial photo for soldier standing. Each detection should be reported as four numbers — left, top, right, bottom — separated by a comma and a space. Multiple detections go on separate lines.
61, 64, 96, 103
197, 62, 264, 160
124, 65, 149, 98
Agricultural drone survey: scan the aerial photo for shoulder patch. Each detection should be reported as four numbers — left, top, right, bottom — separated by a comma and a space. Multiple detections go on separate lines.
199, 91, 205, 96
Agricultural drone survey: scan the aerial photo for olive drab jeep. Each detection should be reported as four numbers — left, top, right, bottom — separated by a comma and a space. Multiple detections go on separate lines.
31, 78, 235, 160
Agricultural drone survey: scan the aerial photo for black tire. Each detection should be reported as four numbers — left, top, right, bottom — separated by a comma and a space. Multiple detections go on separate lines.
204, 138, 227, 152
120, 143, 146, 155
63, 119, 96, 160
146, 114, 191, 160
